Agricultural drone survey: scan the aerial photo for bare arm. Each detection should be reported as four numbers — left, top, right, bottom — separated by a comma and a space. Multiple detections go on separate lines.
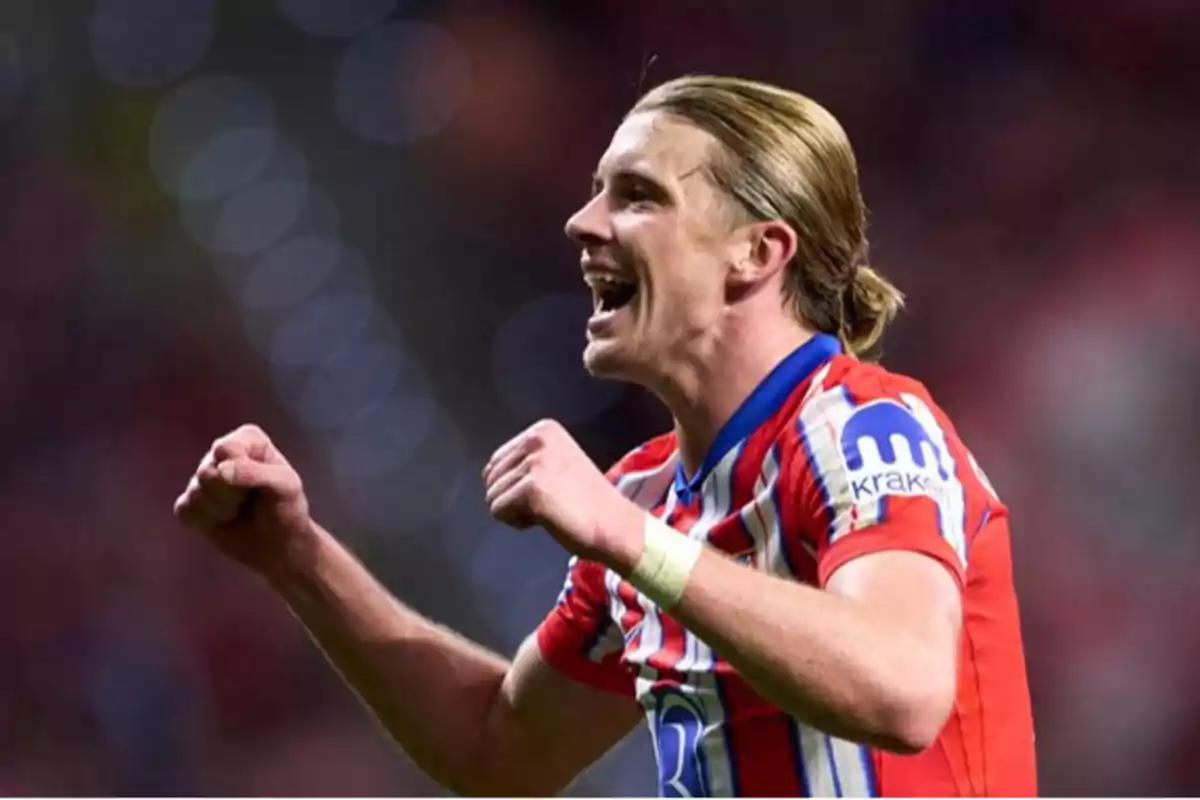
602, 518, 960, 753
269, 522, 642, 796
173, 425, 640, 797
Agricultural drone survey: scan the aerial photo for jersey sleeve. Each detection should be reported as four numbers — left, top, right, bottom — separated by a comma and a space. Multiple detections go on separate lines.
789, 378, 970, 590
535, 556, 634, 697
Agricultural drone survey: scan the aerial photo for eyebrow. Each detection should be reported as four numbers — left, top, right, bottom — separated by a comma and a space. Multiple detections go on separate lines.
590, 165, 665, 197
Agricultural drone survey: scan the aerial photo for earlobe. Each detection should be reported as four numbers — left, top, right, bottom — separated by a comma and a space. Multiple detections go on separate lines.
726, 239, 762, 291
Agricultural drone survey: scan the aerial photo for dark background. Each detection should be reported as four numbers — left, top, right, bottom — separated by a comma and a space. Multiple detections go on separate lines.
1, 0, 1198, 794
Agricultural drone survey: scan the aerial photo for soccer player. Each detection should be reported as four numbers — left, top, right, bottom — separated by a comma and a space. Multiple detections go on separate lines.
175, 75, 1036, 797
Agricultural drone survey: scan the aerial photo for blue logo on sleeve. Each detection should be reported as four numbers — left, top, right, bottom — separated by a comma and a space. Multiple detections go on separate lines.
839, 400, 950, 501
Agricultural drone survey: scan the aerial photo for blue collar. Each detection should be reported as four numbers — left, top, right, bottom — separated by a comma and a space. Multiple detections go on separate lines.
673, 333, 842, 501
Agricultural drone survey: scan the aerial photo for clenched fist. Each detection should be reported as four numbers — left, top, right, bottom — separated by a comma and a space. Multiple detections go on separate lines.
174, 424, 314, 577
482, 419, 643, 566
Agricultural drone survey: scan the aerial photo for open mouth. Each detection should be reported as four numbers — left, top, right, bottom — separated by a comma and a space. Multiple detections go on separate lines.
586, 274, 638, 315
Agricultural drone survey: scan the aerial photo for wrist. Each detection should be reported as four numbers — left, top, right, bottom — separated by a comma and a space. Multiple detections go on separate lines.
591, 499, 649, 574
260, 518, 327, 589
625, 515, 704, 611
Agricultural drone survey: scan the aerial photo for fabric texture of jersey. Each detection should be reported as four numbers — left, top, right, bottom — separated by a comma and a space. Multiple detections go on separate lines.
536, 334, 1037, 797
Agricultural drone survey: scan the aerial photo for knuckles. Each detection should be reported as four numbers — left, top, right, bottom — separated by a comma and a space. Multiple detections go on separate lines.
211, 424, 270, 458
526, 418, 564, 446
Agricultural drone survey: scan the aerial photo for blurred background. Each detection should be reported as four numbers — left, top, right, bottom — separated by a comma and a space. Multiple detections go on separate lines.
1, 0, 1198, 795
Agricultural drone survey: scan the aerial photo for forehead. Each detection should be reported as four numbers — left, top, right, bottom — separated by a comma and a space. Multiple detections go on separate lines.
594, 110, 718, 184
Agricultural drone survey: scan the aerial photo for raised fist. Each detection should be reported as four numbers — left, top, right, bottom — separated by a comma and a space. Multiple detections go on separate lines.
174, 424, 314, 577
483, 419, 641, 566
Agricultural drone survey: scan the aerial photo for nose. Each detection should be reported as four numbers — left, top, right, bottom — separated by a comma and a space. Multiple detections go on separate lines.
564, 193, 610, 249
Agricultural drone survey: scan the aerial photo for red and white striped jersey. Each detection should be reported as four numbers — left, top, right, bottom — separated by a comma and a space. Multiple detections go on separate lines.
537, 334, 1036, 797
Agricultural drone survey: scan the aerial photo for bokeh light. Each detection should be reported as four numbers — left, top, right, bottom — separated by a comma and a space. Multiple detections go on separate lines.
334, 21, 470, 145
206, 179, 311, 256
90, 0, 215, 88
335, 411, 467, 536
268, 291, 377, 372
179, 137, 314, 256
178, 128, 277, 202
241, 236, 361, 311
150, 75, 276, 199
293, 340, 405, 429
331, 388, 438, 480
277, 0, 397, 38
491, 293, 624, 425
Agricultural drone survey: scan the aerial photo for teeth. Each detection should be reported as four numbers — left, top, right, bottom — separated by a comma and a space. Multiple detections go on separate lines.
585, 274, 635, 291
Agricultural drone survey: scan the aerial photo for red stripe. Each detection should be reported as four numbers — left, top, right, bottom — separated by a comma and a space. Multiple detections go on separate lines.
719, 676, 806, 797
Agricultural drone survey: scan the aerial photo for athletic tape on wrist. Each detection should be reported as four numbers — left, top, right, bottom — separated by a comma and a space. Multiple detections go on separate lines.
628, 515, 703, 610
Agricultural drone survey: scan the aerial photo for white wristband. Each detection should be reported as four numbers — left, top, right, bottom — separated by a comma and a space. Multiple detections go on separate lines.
628, 515, 703, 611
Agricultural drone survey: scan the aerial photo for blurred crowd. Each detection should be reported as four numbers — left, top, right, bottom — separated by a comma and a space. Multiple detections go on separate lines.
1, 0, 1198, 795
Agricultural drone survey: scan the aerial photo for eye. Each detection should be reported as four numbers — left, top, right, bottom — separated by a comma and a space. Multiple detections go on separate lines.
613, 177, 662, 209
622, 184, 653, 205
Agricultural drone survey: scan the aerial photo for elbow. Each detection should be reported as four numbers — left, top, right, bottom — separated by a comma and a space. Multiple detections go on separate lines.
874, 675, 956, 756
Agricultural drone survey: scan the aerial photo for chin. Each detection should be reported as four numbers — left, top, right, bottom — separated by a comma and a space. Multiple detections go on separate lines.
582, 340, 638, 382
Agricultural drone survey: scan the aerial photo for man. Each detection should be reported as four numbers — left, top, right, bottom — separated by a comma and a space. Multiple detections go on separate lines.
175, 76, 1036, 797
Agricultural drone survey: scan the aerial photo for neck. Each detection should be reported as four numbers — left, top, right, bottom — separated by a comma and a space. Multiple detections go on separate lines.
649, 317, 817, 478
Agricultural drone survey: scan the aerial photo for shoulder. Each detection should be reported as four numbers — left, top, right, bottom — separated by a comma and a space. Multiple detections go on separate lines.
796, 356, 956, 438
816, 355, 938, 406
782, 356, 970, 502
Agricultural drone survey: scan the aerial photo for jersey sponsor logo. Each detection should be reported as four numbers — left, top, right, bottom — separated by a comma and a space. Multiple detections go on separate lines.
651, 687, 710, 798
839, 399, 950, 502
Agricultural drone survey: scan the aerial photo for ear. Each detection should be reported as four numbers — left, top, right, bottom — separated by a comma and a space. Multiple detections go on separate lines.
727, 219, 798, 291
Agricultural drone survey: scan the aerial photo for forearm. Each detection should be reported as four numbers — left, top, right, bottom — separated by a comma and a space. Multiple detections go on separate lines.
265, 523, 512, 794
602, 520, 951, 753
669, 549, 947, 751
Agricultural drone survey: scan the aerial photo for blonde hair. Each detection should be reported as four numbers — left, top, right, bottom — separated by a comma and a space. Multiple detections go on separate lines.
630, 75, 904, 361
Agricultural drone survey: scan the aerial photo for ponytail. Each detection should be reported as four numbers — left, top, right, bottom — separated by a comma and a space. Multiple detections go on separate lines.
838, 265, 904, 362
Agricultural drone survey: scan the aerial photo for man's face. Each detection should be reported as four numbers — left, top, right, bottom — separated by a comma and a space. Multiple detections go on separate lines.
565, 111, 740, 384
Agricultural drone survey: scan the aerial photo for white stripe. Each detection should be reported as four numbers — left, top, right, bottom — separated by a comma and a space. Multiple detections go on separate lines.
690, 672, 735, 797
796, 722, 838, 797
804, 363, 833, 404
604, 567, 632, 642
900, 392, 968, 566
555, 556, 578, 605
796, 387, 860, 543
792, 725, 873, 798
967, 450, 1001, 503
828, 738, 872, 798
614, 451, 679, 510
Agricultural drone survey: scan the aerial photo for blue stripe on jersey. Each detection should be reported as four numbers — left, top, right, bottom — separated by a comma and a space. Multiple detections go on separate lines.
860, 745, 878, 797
824, 735, 843, 797
675, 333, 841, 501
787, 718, 812, 796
